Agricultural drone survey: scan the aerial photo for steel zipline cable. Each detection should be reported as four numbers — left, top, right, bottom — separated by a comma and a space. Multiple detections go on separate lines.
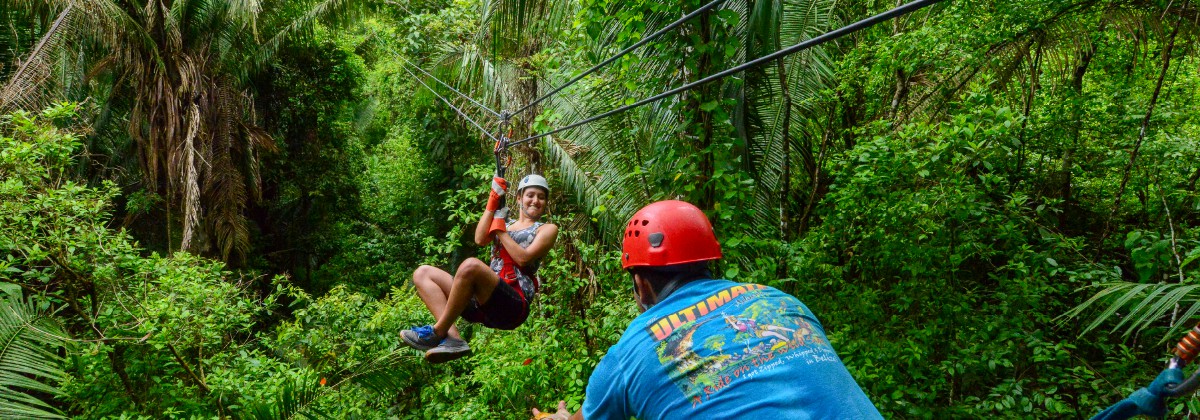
396, 55, 504, 119
509, 0, 729, 117
370, 28, 503, 139
399, 62, 499, 142
508, 0, 943, 147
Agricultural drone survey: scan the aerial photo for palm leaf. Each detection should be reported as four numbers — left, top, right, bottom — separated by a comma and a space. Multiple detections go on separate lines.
238, 370, 334, 420
0, 5, 77, 113
1064, 281, 1200, 342
335, 351, 423, 395
740, 0, 837, 238
0, 293, 70, 420
237, 350, 422, 420
253, 0, 376, 71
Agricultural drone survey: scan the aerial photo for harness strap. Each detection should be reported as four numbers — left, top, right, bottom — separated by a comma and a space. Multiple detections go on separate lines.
495, 247, 528, 301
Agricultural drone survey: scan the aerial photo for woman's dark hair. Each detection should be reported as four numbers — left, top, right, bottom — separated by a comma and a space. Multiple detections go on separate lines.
629, 261, 712, 296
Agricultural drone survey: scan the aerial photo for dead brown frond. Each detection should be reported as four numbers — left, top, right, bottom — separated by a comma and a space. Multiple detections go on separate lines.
0, 5, 77, 113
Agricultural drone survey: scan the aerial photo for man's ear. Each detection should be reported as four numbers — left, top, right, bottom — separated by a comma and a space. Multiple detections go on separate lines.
633, 273, 657, 312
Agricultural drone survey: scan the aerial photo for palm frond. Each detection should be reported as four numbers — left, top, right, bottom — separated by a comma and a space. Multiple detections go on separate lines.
537, 67, 680, 240
237, 351, 422, 420
237, 370, 334, 420
738, 0, 836, 237
179, 101, 205, 252
254, 0, 375, 71
1064, 281, 1200, 342
0, 5, 77, 113
336, 351, 422, 395
0, 293, 70, 420
203, 80, 252, 262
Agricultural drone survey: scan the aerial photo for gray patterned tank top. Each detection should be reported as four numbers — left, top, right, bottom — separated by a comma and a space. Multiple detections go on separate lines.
490, 221, 543, 301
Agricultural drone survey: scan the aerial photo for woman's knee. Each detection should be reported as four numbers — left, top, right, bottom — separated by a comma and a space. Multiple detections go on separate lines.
412, 265, 438, 286
456, 258, 491, 279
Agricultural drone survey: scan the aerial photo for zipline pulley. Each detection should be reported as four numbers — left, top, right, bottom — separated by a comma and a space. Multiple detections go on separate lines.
494, 114, 512, 178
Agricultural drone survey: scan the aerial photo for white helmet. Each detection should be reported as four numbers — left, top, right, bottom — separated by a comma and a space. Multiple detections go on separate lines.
517, 174, 550, 194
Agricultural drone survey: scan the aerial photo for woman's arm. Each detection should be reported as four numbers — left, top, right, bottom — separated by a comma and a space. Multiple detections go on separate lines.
473, 209, 497, 246
476, 176, 509, 246
495, 223, 559, 266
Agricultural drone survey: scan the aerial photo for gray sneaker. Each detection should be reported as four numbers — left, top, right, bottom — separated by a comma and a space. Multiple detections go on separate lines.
401, 325, 442, 351
425, 337, 471, 364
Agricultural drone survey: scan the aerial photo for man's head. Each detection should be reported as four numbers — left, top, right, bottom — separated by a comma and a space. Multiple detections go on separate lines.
621, 200, 721, 310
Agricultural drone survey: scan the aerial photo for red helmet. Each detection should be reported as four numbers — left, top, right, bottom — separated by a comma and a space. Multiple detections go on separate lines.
621, 200, 722, 269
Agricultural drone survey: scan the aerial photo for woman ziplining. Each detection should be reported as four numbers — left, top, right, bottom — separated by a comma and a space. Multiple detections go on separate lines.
400, 141, 559, 363
388, 0, 944, 366
389, 53, 563, 364
379, 0, 735, 362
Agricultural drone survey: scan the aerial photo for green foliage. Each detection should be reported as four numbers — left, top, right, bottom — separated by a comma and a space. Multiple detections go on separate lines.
239, 370, 335, 420
1, 106, 291, 417
773, 95, 1163, 417
1064, 233, 1200, 340
257, 28, 373, 291
6, 0, 1200, 417
0, 290, 70, 419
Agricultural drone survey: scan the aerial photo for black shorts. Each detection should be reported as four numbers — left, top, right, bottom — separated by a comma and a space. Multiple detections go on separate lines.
462, 280, 529, 330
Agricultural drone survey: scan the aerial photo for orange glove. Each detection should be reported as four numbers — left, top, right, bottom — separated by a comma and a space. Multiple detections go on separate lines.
489, 207, 508, 236
487, 176, 508, 211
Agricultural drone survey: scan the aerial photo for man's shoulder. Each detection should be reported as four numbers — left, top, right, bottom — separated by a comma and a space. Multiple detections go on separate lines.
676, 279, 796, 303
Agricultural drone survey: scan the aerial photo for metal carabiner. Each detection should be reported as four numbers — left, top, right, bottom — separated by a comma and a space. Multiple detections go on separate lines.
494, 136, 510, 177
494, 111, 513, 177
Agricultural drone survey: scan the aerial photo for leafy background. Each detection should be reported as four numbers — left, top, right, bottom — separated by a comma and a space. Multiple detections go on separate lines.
2, 0, 1200, 418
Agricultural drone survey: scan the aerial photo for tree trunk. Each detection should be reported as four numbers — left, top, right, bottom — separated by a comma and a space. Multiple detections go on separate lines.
1060, 41, 1095, 229
797, 125, 831, 235
1012, 40, 1041, 194
108, 344, 142, 409
1102, 14, 1180, 242
888, 0, 909, 122
693, 10, 716, 209
840, 84, 864, 150
777, 57, 793, 240
517, 39, 542, 174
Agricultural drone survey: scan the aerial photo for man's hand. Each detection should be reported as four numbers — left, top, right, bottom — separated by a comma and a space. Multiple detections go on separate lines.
487, 176, 507, 211
531, 400, 569, 420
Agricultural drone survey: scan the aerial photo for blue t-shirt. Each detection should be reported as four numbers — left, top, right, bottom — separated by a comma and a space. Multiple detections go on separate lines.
583, 279, 882, 419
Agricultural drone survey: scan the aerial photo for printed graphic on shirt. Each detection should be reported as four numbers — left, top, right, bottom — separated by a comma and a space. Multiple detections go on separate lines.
648, 285, 837, 407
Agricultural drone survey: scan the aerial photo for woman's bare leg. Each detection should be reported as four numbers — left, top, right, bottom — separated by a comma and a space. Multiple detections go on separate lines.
432, 258, 499, 338
412, 265, 464, 340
